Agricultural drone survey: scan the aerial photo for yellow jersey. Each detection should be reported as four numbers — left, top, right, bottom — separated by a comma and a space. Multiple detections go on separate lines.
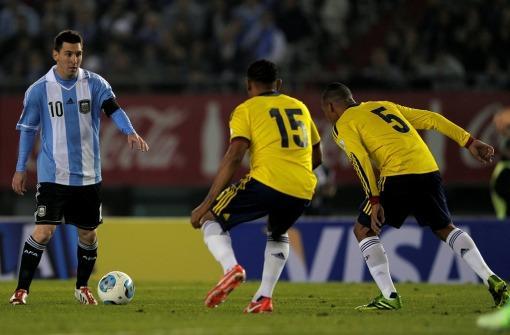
332, 101, 471, 198
230, 92, 320, 200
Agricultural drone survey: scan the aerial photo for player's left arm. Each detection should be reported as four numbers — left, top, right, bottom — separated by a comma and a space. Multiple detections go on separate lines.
190, 138, 250, 228
106, 103, 149, 152
396, 103, 494, 164
96, 75, 149, 151
466, 137, 494, 164
396, 103, 470, 145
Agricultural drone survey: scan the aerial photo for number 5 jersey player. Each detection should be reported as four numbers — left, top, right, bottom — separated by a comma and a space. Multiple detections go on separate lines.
321, 82, 508, 311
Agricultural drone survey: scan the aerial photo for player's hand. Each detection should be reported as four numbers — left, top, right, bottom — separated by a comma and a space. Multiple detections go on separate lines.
468, 139, 495, 165
370, 203, 385, 235
127, 133, 149, 152
190, 204, 209, 229
12, 171, 27, 195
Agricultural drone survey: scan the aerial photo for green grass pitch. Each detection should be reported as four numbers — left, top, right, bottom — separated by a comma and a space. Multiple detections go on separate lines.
0, 280, 498, 334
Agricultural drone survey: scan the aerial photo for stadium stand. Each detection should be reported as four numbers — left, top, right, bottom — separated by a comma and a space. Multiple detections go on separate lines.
1, 0, 508, 92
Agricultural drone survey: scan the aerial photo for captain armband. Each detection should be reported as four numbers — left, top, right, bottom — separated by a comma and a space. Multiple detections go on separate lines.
102, 97, 121, 117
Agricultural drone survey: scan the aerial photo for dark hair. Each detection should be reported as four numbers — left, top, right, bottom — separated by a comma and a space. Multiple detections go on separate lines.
247, 59, 278, 84
54, 30, 83, 51
321, 82, 355, 105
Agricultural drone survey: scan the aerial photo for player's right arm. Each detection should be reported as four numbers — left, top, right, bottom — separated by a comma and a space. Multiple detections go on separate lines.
190, 105, 251, 229
13, 87, 41, 195
336, 121, 380, 200
310, 119, 322, 169
190, 138, 249, 228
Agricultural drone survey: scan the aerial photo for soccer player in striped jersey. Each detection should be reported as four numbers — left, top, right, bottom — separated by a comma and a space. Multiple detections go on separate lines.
191, 59, 322, 313
321, 82, 508, 311
9, 30, 149, 305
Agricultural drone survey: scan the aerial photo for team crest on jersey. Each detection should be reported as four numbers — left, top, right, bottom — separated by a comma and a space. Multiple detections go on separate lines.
79, 99, 91, 114
37, 205, 46, 217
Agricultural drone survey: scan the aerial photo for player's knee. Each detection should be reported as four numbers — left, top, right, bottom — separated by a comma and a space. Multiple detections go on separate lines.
78, 228, 97, 245
32, 225, 56, 244
352, 222, 363, 237
201, 211, 215, 225
202, 220, 225, 239
432, 222, 455, 241
353, 222, 371, 241
269, 231, 289, 243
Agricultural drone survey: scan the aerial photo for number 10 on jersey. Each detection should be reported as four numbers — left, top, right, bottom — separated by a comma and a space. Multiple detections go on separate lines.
269, 108, 308, 148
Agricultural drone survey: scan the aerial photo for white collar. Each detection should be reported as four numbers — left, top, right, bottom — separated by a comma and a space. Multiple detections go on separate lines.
45, 65, 86, 82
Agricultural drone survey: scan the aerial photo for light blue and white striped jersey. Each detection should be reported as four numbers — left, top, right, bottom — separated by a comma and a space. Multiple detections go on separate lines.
16, 66, 115, 186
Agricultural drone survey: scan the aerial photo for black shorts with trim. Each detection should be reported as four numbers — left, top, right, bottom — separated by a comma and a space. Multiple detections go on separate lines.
211, 176, 309, 238
358, 171, 451, 231
35, 182, 103, 230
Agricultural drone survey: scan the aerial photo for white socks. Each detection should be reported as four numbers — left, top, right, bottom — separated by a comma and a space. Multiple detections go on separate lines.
203, 219, 290, 301
359, 236, 397, 299
446, 228, 494, 285
252, 234, 290, 301
202, 220, 238, 274
358, 228, 494, 297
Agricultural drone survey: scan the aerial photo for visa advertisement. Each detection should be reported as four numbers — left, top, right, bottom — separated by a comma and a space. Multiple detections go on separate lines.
0, 217, 508, 283
232, 218, 510, 283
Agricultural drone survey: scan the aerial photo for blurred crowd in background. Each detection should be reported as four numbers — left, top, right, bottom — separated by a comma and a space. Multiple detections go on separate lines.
1, 0, 509, 92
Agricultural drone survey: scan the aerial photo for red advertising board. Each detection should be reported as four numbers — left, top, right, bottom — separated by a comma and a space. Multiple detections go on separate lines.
1, 92, 509, 187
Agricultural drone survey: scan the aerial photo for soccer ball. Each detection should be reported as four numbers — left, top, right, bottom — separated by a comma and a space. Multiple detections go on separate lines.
97, 271, 135, 305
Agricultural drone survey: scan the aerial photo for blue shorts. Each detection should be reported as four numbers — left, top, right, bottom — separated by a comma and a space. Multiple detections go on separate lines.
211, 176, 309, 238
358, 171, 451, 231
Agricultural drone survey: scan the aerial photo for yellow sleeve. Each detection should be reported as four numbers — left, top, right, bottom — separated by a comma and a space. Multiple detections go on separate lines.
336, 121, 380, 198
395, 103, 471, 147
310, 119, 321, 146
229, 105, 251, 142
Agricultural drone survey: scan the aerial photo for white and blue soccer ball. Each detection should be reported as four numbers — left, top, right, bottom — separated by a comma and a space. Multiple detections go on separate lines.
97, 271, 135, 305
